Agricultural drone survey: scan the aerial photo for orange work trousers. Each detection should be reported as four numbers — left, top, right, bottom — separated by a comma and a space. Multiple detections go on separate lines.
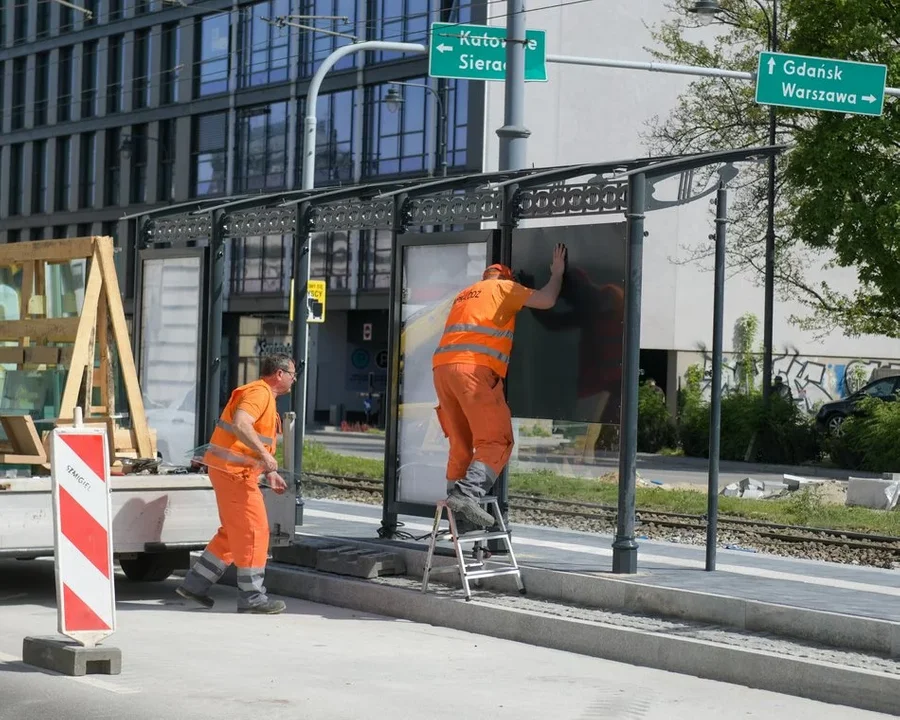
433, 362, 514, 481
204, 467, 270, 568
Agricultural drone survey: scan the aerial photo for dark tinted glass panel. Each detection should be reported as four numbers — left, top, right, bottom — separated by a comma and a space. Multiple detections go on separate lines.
507, 224, 627, 424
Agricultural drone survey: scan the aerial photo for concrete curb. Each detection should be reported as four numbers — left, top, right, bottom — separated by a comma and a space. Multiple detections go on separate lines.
260, 562, 900, 716
295, 531, 900, 658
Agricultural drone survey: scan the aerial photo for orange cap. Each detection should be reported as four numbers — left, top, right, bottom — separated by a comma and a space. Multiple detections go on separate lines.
483, 264, 513, 280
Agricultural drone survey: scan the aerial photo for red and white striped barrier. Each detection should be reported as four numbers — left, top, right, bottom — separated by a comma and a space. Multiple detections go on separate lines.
50, 425, 116, 647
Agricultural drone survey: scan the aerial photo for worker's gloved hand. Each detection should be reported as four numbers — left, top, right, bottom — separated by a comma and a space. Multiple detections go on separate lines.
266, 471, 288, 495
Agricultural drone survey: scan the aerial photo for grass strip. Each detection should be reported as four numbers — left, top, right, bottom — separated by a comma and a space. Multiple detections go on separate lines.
285, 442, 900, 537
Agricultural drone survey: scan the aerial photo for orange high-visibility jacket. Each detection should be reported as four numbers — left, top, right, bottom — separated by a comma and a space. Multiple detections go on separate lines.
432, 279, 533, 378
203, 379, 278, 476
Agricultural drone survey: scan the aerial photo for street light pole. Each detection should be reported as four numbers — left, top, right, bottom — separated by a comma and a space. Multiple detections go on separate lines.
761, 0, 778, 404
384, 81, 449, 177
689, 0, 778, 401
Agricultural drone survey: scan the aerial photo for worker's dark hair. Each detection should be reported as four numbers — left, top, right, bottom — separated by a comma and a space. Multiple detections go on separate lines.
260, 353, 294, 377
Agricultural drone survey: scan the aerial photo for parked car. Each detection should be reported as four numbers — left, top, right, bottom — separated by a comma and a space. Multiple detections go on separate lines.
815, 375, 900, 434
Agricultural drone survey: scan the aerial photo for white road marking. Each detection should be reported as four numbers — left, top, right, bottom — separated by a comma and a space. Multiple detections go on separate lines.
304, 508, 900, 600
0, 650, 139, 694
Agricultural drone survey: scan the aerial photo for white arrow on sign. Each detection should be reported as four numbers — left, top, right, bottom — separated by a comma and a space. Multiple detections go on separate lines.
437, 43, 453, 53
767, 57, 776, 74
862, 94, 877, 103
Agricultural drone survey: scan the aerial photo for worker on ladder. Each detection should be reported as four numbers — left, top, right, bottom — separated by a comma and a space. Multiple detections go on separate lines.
432, 244, 567, 531
176, 353, 295, 614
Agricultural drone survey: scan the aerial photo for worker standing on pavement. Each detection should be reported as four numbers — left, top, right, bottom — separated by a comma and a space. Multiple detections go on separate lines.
176, 353, 295, 614
433, 244, 567, 528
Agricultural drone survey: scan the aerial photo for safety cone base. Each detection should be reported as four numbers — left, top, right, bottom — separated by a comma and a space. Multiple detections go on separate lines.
421, 496, 526, 601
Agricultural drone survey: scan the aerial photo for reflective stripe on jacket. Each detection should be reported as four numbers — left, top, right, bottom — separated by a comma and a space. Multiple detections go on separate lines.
203, 379, 278, 475
432, 279, 519, 377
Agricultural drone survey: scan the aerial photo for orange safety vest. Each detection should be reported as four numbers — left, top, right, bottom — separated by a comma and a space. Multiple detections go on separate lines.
432, 279, 520, 378
203, 379, 279, 475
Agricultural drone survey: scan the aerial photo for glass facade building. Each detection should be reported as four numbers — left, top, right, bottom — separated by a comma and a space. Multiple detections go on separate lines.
0, 0, 484, 306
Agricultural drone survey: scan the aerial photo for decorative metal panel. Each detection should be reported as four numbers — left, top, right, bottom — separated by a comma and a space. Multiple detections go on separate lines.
224, 207, 296, 237
516, 182, 628, 218
407, 191, 501, 225
145, 214, 212, 245
309, 199, 394, 232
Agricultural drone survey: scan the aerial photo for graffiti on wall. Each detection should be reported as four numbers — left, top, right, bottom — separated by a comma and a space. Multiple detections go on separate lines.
697, 345, 900, 413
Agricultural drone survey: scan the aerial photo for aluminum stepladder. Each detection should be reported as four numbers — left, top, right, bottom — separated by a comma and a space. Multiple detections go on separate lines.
421, 496, 526, 601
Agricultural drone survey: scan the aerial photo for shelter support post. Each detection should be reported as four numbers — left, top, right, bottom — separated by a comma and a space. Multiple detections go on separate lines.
291, 202, 311, 527
612, 172, 646, 574
381, 193, 410, 537
706, 182, 728, 571
204, 211, 225, 445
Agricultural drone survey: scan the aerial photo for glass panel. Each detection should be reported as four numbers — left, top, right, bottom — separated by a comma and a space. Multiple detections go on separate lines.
396, 241, 486, 504
507, 224, 627, 468
140, 256, 202, 465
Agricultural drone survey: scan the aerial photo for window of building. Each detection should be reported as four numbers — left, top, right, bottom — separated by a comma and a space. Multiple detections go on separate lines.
310, 231, 350, 290
363, 78, 469, 176
13, 1, 28, 45
0, 63, 5, 126
196, 13, 231, 96
192, 112, 228, 197
107, 0, 123, 22
133, 29, 151, 110
300, 0, 357, 75
0, 8, 5, 49
8, 144, 24, 216
230, 235, 291, 294
161, 22, 180, 105
11, 57, 26, 131
36, 0, 52, 38
135, 0, 150, 14
158, 119, 176, 202
59, 3, 74, 33
52, 225, 68, 240
32, 140, 48, 214
58, 47, 74, 122
238, 0, 290, 88
129, 124, 147, 204
364, 79, 428, 176
77, 223, 92, 237
446, 79, 469, 167
7, 230, 21, 244
83, 0, 98, 27
35, 53, 50, 126
235, 102, 288, 192
307, 89, 356, 186
107, 35, 124, 113
81, 41, 99, 118
360, 230, 391, 289
79, 133, 97, 208
55, 137, 71, 211
105, 128, 121, 206
30, 228, 45, 242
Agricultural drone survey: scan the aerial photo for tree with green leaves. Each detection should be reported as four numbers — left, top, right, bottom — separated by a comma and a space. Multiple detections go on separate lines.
646, 0, 899, 337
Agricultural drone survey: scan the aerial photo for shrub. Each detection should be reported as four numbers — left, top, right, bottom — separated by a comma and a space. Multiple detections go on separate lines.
637, 382, 677, 453
826, 397, 900, 473
678, 386, 821, 464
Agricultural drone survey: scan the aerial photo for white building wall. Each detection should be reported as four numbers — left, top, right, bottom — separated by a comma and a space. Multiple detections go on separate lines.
480, 0, 900, 364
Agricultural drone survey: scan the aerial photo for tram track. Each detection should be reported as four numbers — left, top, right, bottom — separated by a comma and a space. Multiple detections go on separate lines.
300, 472, 900, 568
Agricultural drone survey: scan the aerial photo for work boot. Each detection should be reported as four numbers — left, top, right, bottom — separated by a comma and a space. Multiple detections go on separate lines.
237, 599, 286, 615
177, 549, 228, 609
175, 585, 215, 609
447, 489, 494, 528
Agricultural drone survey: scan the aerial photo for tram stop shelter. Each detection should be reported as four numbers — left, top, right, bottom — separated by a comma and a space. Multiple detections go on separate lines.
130, 145, 784, 574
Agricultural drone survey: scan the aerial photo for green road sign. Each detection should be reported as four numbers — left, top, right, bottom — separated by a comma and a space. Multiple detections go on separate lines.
755, 51, 887, 116
428, 22, 547, 82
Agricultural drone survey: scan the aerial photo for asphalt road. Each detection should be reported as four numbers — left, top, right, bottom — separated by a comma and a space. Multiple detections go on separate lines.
0, 559, 891, 720
305, 429, 858, 489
